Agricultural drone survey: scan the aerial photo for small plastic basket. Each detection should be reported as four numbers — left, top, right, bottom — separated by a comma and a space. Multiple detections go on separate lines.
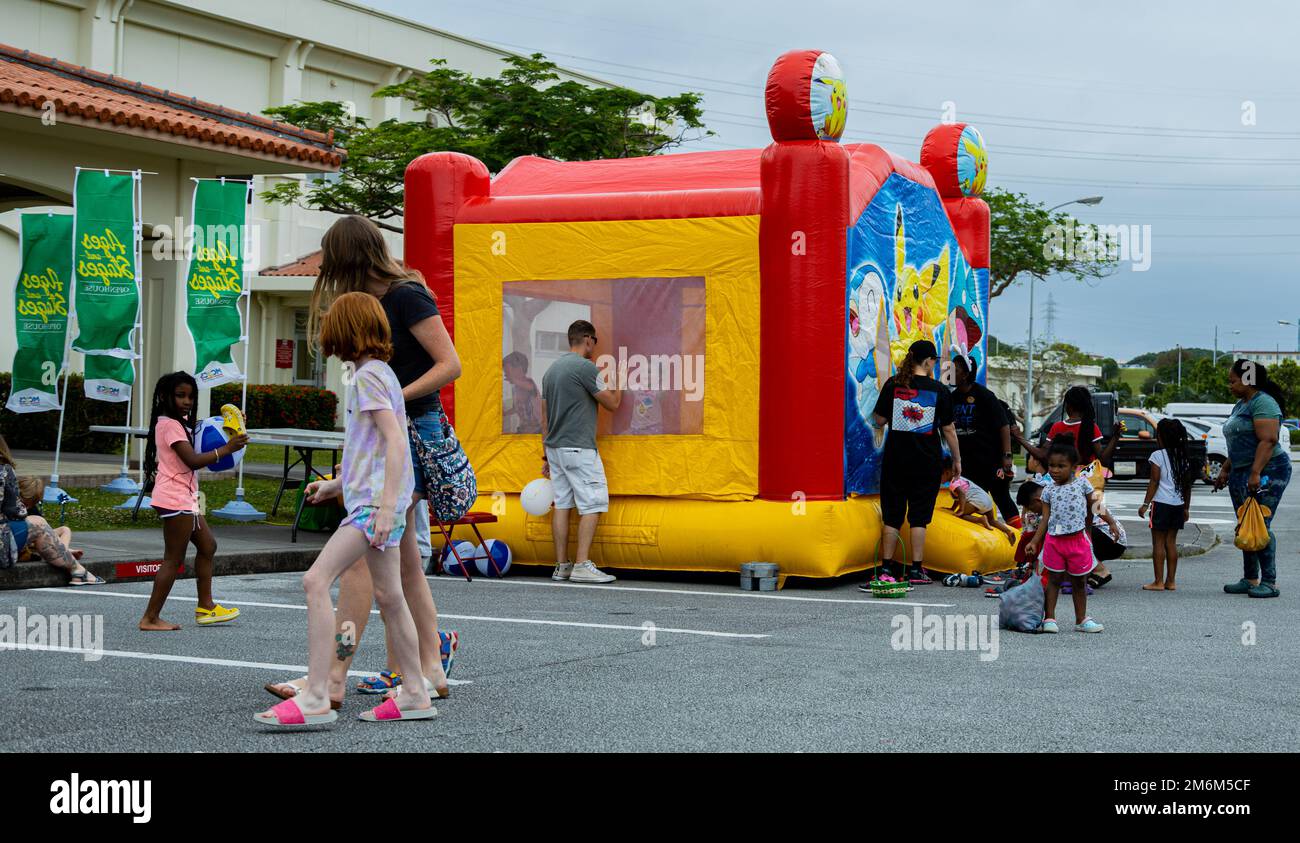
868, 578, 910, 599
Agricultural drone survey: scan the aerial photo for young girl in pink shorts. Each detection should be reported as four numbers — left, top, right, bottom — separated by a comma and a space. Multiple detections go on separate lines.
1024, 440, 1112, 633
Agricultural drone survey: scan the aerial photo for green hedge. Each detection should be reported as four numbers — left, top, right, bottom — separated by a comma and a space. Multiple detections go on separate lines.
211, 383, 338, 431
0, 373, 129, 453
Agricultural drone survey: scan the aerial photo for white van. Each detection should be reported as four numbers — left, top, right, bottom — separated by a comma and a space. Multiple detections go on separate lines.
1164, 402, 1290, 450
1164, 402, 1235, 423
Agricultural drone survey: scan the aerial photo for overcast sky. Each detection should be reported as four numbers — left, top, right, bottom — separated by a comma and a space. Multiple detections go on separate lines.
370, 0, 1300, 363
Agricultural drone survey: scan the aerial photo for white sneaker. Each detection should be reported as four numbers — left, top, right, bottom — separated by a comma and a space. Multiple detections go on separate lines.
568, 560, 616, 584
551, 562, 574, 581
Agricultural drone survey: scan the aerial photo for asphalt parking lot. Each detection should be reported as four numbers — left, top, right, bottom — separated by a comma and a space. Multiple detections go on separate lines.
2, 479, 1297, 753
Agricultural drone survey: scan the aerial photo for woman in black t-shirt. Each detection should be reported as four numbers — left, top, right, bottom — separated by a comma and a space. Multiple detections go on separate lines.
862, 340, 961, 588
265, 216, 462, 708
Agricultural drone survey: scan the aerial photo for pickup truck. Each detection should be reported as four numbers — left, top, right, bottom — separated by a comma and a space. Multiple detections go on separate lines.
1033, 400, 1206, 481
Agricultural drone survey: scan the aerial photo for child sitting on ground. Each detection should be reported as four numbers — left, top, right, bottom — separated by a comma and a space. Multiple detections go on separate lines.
943, 455, 1016, 544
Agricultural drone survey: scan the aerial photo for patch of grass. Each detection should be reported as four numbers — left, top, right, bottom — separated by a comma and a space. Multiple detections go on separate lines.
45, 476, 304, 532
1118, 367, 1152, 395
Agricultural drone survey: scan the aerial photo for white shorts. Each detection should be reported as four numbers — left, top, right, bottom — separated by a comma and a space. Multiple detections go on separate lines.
545, 447, 609, 515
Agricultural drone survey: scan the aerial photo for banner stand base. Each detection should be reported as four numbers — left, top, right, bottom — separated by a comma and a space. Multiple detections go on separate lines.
115, 494, 150, 510
213, 491, 264, 522
100, 472, 141, 495
42, 479, 77, 505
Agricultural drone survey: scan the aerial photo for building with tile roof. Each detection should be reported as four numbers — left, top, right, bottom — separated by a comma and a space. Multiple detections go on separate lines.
1, 0, 607, 431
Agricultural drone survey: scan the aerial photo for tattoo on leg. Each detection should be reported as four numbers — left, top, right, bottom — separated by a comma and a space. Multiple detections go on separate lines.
30, 524, 76, 571
335, 633, 356, 661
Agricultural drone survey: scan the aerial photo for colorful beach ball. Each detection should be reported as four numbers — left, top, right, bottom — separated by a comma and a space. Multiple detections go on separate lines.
440, 541, 478, 576
474, 540, 513, 578
196, 416, 246, 473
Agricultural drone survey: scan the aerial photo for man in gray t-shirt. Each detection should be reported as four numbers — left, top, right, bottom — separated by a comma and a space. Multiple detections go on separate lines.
540, 319, 621, 584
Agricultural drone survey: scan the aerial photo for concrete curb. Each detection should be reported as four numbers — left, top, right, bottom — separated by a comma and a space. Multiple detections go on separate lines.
1119, 520, 1220, 560
0, 546, 320, 590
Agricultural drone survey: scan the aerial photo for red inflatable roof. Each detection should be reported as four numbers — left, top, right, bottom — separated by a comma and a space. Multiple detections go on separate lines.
465, 144, 938, 226
491, 150, 762, 196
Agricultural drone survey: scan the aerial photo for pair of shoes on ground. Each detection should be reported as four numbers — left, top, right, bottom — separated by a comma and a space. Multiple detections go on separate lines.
256, 694, 437, 727
1040, 617, 1103, 633
552, 560, 616, 584
1224, 578, 1280, 598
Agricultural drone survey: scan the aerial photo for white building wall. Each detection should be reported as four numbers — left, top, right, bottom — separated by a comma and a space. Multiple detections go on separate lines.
3, 0, 612, 431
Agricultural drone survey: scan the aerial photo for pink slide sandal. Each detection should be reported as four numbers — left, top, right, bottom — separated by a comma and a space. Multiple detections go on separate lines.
254, 697, 339, 727
358, 697, 438, 723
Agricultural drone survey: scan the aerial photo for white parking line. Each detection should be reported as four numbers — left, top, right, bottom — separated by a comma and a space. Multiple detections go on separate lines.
423, 576, 958, 608
23, 588, 771, 639
0, 641, 457, 681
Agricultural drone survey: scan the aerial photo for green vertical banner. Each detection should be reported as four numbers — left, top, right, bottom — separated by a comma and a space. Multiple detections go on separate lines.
71, 169, 139, 401
185, 179, 249, 388
6, 213, 74, 413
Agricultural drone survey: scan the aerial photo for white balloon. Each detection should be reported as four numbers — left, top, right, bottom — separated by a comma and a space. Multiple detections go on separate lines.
520, 478, 554, 516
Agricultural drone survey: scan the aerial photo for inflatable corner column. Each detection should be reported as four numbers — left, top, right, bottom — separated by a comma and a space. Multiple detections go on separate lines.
758, 49, 850, 503
920, 123, 991, 385
403, 152, 492, 423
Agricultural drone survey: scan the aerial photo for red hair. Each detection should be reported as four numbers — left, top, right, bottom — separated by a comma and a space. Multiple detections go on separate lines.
319, 292, 392, 362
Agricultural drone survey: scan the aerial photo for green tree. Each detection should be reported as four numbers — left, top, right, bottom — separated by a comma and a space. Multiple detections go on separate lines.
986, 187, 1118, 299
1270, 360, 1300, 415
261, 54, 710, 232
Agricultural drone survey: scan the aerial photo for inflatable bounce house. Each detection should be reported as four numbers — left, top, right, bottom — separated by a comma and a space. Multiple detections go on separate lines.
403, 49, 1014, 582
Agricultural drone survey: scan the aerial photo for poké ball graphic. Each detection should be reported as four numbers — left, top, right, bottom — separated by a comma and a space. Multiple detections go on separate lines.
765, 49, 847, 142
810, 53, 847, 141
920, 122, 988, 198
956, 126, 988, 197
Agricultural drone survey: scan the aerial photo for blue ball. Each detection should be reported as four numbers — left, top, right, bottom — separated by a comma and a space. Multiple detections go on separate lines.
440, 541, 478, 576
474, 539, 512, 578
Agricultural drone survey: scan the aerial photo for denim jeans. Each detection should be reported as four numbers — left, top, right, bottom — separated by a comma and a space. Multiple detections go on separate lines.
1228, 452, 1291, 584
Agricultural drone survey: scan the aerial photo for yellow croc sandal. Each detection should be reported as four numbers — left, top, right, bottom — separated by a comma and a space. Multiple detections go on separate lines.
195, 604, 241, 625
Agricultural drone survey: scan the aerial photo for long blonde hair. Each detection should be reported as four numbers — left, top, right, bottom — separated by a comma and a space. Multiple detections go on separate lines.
0, 435, 16, 469
308, 215, 428, 351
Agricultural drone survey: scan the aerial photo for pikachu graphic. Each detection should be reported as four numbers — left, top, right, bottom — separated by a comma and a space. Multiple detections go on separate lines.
889, 206, 950, 367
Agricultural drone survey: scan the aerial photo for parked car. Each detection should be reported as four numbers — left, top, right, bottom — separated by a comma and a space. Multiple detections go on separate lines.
1179, 417, 1228, 484
1031, 393, 1206, 480
1163, 402, 1236, 423
1108, 408, 1204, 481
1164, 402, 1290, 450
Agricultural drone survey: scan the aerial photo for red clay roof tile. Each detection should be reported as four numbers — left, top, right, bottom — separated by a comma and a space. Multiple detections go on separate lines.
0, 42, 344, 168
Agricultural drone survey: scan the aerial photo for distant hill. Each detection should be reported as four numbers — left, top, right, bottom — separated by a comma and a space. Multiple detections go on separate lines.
1126, 347, 1213, 368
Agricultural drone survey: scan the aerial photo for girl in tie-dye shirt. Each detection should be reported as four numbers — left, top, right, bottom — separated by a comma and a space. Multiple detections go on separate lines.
255, 292, 434, 727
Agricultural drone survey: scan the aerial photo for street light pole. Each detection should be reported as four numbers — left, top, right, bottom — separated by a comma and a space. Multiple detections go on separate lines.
1026, 195, 1103, 430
